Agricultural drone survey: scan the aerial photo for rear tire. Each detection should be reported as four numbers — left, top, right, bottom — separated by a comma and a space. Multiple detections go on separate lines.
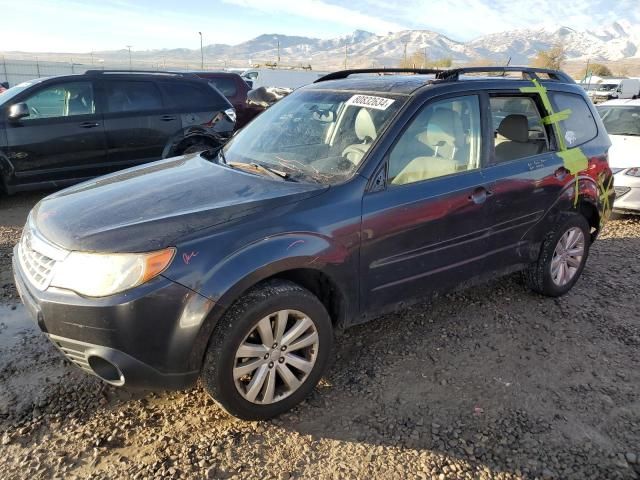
201, 279, 333, 420
524, 213, 590, 297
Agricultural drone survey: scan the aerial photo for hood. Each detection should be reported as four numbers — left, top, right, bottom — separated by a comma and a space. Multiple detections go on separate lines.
32, 154, 327, 252
608, 134, 640, 169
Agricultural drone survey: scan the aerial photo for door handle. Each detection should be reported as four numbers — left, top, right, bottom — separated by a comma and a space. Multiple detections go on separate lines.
468, 186, 493, 204
160, 115, 176, 122
79, 121, 100, 128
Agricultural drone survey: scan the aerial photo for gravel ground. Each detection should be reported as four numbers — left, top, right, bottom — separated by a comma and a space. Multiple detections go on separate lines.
0, 193, 639, 480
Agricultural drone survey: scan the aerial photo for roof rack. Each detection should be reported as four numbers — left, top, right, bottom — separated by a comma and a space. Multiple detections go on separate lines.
314, 68, 446, 83
84, 70, 199, 78
436, 66, 575, 83
314, 66, 574, 84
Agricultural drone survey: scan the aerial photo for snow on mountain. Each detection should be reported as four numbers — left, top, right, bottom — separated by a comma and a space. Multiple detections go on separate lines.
87, 21, 640, 68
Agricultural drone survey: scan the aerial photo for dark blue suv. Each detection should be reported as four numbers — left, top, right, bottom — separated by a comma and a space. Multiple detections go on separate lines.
13, 67, 614, 420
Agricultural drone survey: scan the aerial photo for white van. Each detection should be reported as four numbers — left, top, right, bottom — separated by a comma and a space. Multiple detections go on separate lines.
588, 78, 640, 103
241, 68, 330, 89
596, 99, 640, 213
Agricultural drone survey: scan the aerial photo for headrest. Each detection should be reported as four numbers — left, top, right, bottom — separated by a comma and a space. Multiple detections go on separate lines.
497, 114, 529, 143
355, 108, 377, 141
417, 108, 457, 147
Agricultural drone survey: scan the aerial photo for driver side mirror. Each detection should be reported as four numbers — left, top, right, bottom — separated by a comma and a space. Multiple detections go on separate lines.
8, 102, 30, 121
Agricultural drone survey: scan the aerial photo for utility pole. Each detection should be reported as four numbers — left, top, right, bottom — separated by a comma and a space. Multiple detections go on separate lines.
126, 45, 132, 70
423, 47, 428, 68
276, 37, 280, 64
402, 41, 409, 66
344, 43, 348, 69
198, 32, 204, 70
90, 51, 94, 65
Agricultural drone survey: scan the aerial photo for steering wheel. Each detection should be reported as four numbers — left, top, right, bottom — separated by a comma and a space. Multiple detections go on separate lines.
341, 144, 368, 167
29, 105, 40, 117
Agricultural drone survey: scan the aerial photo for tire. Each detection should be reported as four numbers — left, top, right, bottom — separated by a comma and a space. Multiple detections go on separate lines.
524, 213, 591, 297
180, 140, 216, 155
201, 279, 333, 420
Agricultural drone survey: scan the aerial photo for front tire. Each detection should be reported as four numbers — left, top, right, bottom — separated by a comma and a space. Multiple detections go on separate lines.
524, 213, 591, 297
201, 280, 333, 420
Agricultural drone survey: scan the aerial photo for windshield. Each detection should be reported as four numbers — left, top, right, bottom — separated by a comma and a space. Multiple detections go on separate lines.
0, 79, 44, 105
596, 83, 619, 92
221, 89, 404, 184
597, 105, 640, 136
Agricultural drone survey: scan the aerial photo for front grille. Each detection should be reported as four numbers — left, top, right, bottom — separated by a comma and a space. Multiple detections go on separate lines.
17, 226, 67, 291
615, 186, 631, 198
49, 336, 95, 375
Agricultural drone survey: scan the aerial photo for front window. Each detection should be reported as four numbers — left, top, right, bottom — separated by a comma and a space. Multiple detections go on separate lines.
21, 81, 95, 119
597, 105, 640, 136
221, 89, 404, 184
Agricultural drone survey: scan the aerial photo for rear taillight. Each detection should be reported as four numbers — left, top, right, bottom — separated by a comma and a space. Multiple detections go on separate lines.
224, 108, 236, 124
625, 167, 640, 177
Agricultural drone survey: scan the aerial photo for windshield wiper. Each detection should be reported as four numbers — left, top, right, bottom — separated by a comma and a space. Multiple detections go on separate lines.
251, 162, 292, 180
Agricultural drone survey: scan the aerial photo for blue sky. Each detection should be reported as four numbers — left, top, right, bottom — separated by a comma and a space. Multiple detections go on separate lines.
1, 0, 639, 52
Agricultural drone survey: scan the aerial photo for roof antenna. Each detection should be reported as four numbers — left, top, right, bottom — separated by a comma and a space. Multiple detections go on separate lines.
502, 57, 511, 77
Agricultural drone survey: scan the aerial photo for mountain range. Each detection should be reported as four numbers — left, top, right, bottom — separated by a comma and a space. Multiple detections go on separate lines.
4, 21, 640, 71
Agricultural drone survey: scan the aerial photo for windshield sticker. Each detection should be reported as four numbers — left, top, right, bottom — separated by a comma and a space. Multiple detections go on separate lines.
346, 95, 395, 111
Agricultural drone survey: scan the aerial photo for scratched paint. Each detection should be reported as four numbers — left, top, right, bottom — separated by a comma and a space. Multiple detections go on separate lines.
182, 251, 198, 265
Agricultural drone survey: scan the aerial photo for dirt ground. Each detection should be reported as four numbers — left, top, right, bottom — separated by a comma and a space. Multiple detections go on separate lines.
0, 191, 639, 480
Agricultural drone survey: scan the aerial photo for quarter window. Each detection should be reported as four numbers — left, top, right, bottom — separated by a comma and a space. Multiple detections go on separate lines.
489, 96, 549, 163
160, 82, 219, 109
388, 95, 481, 185
22, 82, 95, 119
549, 92, 598, 147
105, 81, 163, 113
208, 78, 237, 98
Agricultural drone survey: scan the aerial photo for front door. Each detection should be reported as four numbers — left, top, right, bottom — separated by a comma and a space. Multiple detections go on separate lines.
360, 94, 494, 315
5, 79, 107, 184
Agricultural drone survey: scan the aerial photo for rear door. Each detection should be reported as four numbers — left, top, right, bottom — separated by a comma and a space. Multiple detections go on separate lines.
360, 94, 493, 314
481, 91, 564, 270
100, 78, 178, 168
4, 79, 107, 183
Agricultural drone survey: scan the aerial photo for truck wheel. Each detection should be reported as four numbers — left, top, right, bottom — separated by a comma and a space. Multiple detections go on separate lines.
524, 213, 591, 297
201, 280, 333, 420
181, 141, 216, 155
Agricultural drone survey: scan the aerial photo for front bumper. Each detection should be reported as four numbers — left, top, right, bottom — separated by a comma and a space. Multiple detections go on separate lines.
613, 173, 640, 213
12, 250, 210, 390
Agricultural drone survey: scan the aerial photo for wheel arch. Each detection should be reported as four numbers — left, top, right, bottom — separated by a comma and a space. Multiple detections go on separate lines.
183, 233, 355, 371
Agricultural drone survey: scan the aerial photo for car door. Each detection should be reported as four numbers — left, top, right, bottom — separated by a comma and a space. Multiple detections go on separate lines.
4, 79, 107, 183
481, 91, 565, 270
100, 78, 177, 168
360, 94, 494, 314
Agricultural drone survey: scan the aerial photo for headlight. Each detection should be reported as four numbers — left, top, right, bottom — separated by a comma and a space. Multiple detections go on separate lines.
625, 167, 640, 177
50, 248, 175, 297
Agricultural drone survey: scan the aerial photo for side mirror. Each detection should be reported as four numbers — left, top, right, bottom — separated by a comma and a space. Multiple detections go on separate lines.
8, 102, 29, 120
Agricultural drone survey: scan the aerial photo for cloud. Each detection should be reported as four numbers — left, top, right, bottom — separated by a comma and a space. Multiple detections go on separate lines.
222, 0, 404, 34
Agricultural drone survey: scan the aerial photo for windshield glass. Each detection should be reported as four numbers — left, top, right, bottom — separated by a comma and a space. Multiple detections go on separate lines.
597, 105, 640, 136
221, 89, 404, 184
596, 83, 619, 92
0, 79, 44, 105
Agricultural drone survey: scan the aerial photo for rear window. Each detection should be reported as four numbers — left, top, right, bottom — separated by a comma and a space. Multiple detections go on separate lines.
549, 92, 598, 148
105, 81, 162, 113
207, 78, 237, 98
160, 81, 225, 109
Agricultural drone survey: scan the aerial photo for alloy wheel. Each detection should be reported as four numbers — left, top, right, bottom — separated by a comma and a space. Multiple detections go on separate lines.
550, 227, 585, 287
233, 310, 319, 404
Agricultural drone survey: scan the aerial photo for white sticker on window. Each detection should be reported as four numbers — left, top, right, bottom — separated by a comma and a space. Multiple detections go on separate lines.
346, 94, 395, 111
565, 130, 577, 146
